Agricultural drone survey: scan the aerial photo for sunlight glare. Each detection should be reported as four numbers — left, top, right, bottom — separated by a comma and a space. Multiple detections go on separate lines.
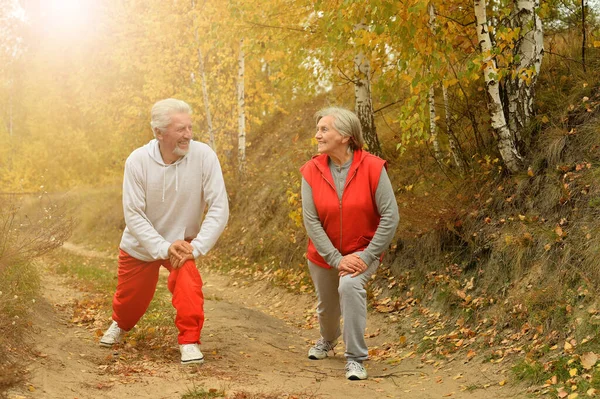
40, 0, 93, 36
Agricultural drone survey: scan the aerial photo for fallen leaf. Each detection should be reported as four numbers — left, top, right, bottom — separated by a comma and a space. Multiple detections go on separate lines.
581, 352, 598, 369
499, 379, 507, 386
570, 368, 578, 377
564, 341, 573, 352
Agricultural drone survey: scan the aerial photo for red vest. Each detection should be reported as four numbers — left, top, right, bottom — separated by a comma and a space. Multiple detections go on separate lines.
300, 149, 386, 268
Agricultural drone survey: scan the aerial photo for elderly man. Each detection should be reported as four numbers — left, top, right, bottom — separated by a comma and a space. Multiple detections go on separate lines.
99, 98, 229, 365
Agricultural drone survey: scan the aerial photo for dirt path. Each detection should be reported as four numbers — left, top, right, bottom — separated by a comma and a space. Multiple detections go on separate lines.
6, 245, 525, 399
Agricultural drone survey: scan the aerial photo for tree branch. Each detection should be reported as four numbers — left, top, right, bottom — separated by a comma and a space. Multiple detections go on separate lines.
545, 50, 586, 66
374, 101, 401, 114
243, 20, 312, 33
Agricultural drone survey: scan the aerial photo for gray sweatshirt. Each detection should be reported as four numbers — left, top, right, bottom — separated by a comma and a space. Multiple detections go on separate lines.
301, 155, 399, 268
119, 139, 229, 261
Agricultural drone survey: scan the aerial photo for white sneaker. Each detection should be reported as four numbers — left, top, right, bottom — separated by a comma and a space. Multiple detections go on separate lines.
99, 321, 123, 347
308, 337, 337, 360
180, 344, 204, 365
345, 360, 368, 380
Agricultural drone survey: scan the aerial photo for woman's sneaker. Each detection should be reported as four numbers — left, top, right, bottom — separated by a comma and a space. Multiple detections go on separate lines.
307, 337, 337, 360
99, 321, 123, 347
345, 360, 368, 380
180, 344, 204, 365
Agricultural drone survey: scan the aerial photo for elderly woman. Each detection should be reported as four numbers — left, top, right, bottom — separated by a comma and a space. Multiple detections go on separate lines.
300, 107, 399, 380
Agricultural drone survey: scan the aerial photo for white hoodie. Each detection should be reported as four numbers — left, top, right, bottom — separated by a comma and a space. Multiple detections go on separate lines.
119, 139, 229, 262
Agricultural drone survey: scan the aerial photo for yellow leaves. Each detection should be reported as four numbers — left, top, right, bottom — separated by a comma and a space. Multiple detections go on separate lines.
594, 41, 600, 48
555, 225, 567, 241
443, 78, 458, 88
569, 368, 578, 377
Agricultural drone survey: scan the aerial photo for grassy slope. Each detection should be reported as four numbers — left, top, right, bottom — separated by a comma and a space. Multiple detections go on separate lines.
209, 63, 600, 394
5, 55, 597, 397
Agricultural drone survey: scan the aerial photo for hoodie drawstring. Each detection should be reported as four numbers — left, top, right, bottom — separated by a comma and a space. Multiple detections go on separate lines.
162, 166, 166, 202
162, 163, 180, 203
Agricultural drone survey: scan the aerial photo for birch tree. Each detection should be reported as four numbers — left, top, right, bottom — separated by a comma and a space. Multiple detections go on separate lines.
442, 84, 465, 175
473, 0, 523, 173
237, 38, 246, 173
197, 46, 215, 150
505, 0, 544, 139
354, 24, 382, 158
427, 3, 441, 162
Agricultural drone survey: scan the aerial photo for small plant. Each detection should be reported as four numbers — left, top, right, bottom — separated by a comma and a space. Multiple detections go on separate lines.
181, 386, 224, 399
512, 359, 548, 385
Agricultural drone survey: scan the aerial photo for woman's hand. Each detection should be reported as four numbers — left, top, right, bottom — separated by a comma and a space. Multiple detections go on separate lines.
338, 254, 368, 277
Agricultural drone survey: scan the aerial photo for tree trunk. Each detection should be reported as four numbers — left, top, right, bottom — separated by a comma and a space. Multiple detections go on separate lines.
428, 85, 441, 161
354, 50, 382, 157
582, 0, 587, 72
505, 0, 544, 140
237, 38, 246, 173
197, 46, 215, 150
427, 3, 441, 162
473, 0, 523, 173
8, 82, 13, 137
442, 84, 465, 175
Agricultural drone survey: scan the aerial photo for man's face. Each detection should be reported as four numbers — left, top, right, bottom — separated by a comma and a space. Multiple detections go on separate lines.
157, 112, 193, 160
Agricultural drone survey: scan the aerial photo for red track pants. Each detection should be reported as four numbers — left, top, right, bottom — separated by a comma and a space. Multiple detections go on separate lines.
111, 249, 205, 344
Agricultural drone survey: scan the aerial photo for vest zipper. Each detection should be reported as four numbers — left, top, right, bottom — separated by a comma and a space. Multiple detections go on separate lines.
339, 168, 358, 252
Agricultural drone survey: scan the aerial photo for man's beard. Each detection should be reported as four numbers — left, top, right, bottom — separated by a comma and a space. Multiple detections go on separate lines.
173, 146, 189, 157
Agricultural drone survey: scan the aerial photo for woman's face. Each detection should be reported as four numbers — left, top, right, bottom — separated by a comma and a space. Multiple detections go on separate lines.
315, 115, 349, 155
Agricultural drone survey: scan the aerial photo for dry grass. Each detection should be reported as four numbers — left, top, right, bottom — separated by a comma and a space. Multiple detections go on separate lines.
0, 195, 74, 397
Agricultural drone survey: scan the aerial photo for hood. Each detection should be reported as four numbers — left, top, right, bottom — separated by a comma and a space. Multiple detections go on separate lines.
144, 139, 187, 202
145, 139, 187, 167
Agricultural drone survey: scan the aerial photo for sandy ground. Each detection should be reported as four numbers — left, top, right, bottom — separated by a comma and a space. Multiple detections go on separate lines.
6, 244, 526, 399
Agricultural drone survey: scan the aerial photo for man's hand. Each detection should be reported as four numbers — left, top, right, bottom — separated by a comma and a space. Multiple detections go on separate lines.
338, 254, 368, 277
168, 240, 194, 269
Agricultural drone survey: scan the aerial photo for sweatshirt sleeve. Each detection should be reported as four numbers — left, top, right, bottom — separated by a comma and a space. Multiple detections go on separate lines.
301, 177, 343, 268
122, 156, 172, 259
190, 149, 229, 258
358, 167, 400, 266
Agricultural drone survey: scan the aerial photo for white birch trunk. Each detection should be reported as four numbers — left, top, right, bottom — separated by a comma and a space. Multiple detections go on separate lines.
474, 0, 522, 173
8, 84, 13, 137
506, 0, 544, 137
237, 38, 246, 173
428, 86, 441, 161
197, 46, 215, 150
442, 84, 465, 175
427, 3, 441, 161
354, 50, 382, 157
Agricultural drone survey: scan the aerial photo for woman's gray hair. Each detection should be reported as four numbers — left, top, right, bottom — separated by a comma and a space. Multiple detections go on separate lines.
150, 98, 192, 137
315, 107, 365, 151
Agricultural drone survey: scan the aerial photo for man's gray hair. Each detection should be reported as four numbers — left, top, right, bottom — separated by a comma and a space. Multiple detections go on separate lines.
315, 107, 365, 151
150, 98, 192, 137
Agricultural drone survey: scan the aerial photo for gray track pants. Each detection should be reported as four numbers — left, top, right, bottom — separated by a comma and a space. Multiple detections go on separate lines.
308, 259, 379, 362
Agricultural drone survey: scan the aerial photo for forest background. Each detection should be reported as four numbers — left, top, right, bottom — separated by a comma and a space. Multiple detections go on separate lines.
1, 0, 600, 397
